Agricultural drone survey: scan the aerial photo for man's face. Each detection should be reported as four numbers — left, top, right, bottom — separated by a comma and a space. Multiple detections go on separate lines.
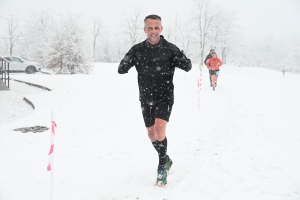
144, 19, 163, 45
212, 54, 217, 58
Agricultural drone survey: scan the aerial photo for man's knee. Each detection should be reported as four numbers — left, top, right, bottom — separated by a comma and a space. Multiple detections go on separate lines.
154, 118, 167, 141
147, 126, 156, 141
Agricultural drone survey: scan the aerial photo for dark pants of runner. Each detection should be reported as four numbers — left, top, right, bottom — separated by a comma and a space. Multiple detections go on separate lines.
210, 69, 219, 76
209, 69, 213, 86
141, 101, 173, 127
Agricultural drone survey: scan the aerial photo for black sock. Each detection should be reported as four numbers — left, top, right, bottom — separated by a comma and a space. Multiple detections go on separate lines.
152, 137, 168, 165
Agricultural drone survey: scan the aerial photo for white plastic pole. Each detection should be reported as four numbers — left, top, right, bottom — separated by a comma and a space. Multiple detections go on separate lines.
51, 111, 54, 200
198, 64, 203, 111
47, 110, 56, 200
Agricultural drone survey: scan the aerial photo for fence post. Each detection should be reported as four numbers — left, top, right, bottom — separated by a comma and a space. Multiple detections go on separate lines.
47, 111, 57, 200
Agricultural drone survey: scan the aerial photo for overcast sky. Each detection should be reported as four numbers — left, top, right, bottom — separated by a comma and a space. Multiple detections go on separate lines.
1, 0, 299, 41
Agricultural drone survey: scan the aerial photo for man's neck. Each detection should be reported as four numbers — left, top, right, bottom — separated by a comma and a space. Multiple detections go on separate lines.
147, 35, 162, 45
147, 39, 160, 45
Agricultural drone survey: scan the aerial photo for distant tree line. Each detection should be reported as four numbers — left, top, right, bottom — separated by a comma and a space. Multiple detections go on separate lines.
0, 0, 299, 74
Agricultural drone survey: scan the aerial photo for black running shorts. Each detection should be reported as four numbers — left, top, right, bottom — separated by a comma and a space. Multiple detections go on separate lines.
141, 101, 173, 127
210, 69, 220, 76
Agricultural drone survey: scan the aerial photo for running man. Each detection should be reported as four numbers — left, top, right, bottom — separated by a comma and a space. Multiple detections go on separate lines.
204, 49, 215, 87
206, 52, 222, 90
118, 14, 192, 186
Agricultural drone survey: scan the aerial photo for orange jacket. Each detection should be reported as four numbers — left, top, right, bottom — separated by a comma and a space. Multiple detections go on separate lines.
206, 57, 222, 71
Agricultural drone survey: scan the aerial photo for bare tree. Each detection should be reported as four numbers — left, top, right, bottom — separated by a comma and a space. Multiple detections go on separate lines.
177, 22, 194, 55
22, 10, 55, 61
174, 12, 178, 45
92, 16, 104, 61
218, 11, 239, 63
0, 37, 9, 55
193, 0, 215, 63
209, 12, 222, 51
163, 25, 173, 41
114, 33, 127, 62
2, 15, 21, 56
102, 38, 111, 62
165, 12, 180, 46
123, 7, 144, 46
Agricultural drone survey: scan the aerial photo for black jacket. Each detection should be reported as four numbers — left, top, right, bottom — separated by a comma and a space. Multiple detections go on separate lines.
204, 53, 212, 64
118, 36, 192, 105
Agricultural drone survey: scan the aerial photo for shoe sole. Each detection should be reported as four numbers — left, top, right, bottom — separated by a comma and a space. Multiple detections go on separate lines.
156, 181, 166, 186
156, 159, 173, 186
156, 174, 167, 186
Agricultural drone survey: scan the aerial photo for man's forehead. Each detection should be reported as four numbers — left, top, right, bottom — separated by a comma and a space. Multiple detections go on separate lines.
145, 19, 161, 23
145, 19, 162, 26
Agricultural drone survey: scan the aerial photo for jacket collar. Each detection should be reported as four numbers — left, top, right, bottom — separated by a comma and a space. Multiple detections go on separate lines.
145, 35, 164, 49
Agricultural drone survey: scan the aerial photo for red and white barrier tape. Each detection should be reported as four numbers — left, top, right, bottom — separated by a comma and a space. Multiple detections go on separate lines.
47, 121, 57, 171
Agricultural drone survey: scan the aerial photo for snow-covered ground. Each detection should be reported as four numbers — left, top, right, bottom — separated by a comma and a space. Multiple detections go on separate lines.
0, 63, 299, 200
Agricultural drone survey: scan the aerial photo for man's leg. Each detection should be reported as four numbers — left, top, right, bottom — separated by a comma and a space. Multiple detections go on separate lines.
211, 75, 216, 87
209, 70, 212, 86
143, 102, 173, 185
147, 118, 168, 165
215, 75, 219, 86
148, 118, 172, 186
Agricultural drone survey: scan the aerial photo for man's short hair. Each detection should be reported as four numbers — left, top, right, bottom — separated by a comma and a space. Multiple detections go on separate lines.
144, 14, 161, 23
210, 49, 215, 52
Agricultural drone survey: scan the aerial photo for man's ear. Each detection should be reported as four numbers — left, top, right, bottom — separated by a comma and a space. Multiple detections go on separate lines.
161, 26, 163, 32
144, 26, 147, 33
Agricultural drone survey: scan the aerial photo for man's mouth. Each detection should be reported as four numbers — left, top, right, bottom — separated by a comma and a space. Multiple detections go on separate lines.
150, 35, 158, 40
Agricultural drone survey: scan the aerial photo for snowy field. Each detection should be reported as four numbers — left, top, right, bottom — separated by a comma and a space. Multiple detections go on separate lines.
0, 63, 300, 200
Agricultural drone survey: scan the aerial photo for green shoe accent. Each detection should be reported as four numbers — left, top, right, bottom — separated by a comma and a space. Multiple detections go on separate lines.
165, 156, 173, 172
156, 165, 167, 186
156, 156, 172, 186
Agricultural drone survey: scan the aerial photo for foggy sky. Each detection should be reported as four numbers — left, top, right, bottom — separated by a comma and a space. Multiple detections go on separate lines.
0, 0, 300, 41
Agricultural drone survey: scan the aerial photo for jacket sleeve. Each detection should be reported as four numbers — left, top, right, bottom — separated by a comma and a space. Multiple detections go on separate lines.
173, 49, 192, 72
204, 55, 209, 64
118, 47, 136, 74
218, 58, 223, 66
206, 59, 211, 68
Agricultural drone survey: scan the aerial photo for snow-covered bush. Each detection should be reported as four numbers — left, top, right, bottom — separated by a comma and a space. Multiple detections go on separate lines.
43, 15, 92, 74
